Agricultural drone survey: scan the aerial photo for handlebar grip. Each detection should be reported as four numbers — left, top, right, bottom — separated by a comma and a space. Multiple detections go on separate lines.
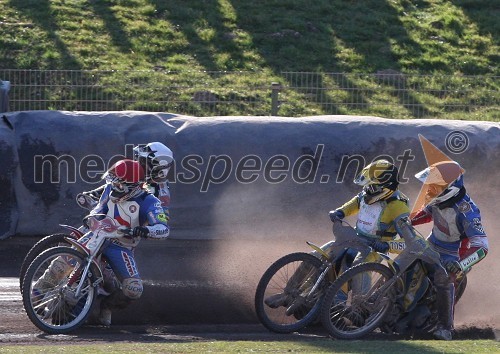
118, 227, 133, 237
371, 239, 390, 253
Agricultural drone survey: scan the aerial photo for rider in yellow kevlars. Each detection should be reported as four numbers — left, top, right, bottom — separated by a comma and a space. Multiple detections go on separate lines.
265, 159, 410, 310
328, 159, 410, 258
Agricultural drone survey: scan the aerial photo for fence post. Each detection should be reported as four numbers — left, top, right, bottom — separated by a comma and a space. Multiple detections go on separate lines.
0, 80, 10, 113
270, 82, 282, 116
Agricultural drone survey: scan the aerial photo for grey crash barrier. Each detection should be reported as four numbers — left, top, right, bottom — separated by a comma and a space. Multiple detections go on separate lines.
1, 111, 499, 241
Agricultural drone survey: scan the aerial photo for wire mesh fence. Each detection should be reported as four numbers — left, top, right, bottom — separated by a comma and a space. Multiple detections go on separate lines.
0, 69, 498, 120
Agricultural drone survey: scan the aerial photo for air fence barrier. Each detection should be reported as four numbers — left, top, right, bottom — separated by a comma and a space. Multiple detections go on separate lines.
0, 69, 498, 120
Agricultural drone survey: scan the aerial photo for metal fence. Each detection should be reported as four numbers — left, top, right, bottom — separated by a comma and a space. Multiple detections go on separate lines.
0, 69, 498, 120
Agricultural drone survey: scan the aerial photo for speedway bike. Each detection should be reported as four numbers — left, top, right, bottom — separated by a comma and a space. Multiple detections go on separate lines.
21, 214, 130, 334
320, 217, 467, 339
19, 192, 98, 293
254, 218, 405, 333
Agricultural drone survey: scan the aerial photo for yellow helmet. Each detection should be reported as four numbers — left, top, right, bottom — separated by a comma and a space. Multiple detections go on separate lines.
354, 159, 399, 204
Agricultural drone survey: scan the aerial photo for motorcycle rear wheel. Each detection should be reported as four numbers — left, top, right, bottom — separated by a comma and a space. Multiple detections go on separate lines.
254, 252, 325, 333
22, 246, 97, 334
321, 262, 394, 339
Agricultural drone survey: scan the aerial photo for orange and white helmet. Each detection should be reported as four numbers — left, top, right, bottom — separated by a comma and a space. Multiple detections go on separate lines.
415, 160, 464, 206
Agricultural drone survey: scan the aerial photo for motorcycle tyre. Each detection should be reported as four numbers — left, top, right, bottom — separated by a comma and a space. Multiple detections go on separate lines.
255, 252, 324, 333
22, 246, 97, 334
19, 233, 77, 293
321, 262, 394, 340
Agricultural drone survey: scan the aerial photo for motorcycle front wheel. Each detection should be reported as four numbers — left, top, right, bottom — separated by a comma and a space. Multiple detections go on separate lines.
254, 252, 325, 333
19, 233, 77, 293
22, 246, 97, 334
320, 262, 394, 339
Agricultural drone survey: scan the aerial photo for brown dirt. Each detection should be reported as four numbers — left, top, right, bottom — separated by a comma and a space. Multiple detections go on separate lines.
0, 236, 497, 346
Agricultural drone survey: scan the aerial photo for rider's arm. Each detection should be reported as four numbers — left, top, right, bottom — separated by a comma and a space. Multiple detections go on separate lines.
456, 210, 488, 271
411, 208, 432, 226
335, 194, 361, 217
380, 199, 410, 238
84, 184, 106, 200
140, 195, 170, 239
89, 184, 112, 215
394, 215, 418, 241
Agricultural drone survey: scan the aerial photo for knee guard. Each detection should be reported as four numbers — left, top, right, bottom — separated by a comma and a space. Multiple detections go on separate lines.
122, 278, 143, 300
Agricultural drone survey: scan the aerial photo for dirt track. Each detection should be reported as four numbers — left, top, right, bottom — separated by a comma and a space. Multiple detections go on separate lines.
0, 236, 497, 346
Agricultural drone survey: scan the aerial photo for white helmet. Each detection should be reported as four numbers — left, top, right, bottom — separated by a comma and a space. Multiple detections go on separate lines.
133, 142, 173, 183
415, 160, 464, 207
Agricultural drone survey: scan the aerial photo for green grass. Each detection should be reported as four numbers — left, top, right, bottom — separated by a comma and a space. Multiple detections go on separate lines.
1, 0, 497, 73
0, 0, 498, 119
0, 340, 499, 353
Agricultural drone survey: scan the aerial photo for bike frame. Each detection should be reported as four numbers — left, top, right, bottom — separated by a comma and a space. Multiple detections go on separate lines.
62, 215, 127, 298
302, 219, 403, 305
359, 218, 453, 311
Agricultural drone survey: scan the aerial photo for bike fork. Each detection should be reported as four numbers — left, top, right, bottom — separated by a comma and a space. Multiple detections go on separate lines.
68, 256, 93, 298
306, 264, 332, 299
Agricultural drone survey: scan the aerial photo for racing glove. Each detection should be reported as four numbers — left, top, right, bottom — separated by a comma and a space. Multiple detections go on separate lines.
83, 185, 106, 201
132, 226, 150, 239
329, 209, 345, 222
372, 240, 390, 254
444, 260, 461, 275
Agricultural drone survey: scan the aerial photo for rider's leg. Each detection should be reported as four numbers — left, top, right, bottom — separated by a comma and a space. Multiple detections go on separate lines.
33, 256, 73, 296
429, 261, 455, 340
99, 242, 143, 326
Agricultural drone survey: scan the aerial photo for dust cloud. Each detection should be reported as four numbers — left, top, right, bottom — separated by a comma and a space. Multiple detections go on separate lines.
206, 172, 499, 330
453, 182, 499, 329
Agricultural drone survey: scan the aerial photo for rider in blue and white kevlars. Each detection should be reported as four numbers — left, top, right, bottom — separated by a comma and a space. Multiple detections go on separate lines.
91, 159, 169, 326
132, 142, 174, 217
411, 160, 488, 341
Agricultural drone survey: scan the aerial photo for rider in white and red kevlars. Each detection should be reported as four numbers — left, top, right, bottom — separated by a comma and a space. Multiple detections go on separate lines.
77, 142, 174, 215
93, 159, 169, 326
411, 160, 488, 341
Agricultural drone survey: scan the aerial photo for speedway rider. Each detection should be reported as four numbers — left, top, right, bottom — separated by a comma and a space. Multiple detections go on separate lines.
132, 142, 174, 216
328, 159, 410, 257
33, 159, 169, 326
265, 159, 410, 310
411, 161, 488, 340
92, 159, 170, 326
77, 141, 174, 215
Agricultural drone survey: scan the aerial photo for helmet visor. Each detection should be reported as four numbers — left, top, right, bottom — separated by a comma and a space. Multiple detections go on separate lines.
105, 174, 138, 201
364, 184, 383, 196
